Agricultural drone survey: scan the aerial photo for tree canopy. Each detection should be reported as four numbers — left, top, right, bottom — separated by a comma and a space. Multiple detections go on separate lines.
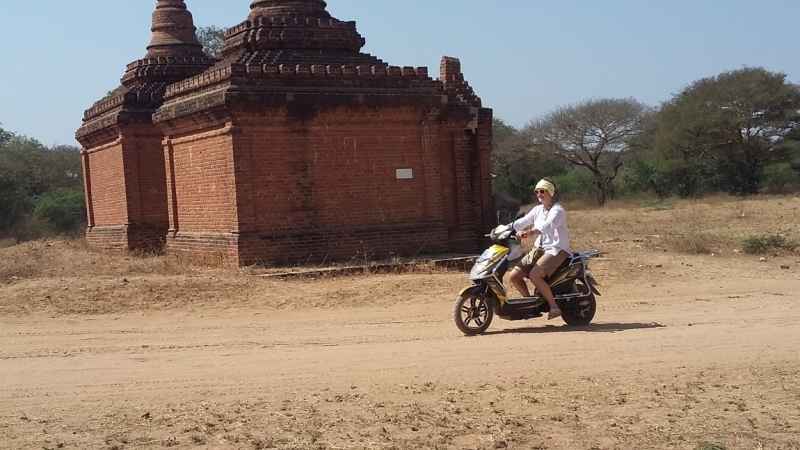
0, 123, 12, 148
0, 125, 85, 239
521, 98, 654, 205
654, 67, 800, 196
196, 26, 226, 60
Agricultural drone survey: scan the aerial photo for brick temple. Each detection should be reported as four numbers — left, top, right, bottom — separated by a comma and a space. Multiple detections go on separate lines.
76, 0, 494, 266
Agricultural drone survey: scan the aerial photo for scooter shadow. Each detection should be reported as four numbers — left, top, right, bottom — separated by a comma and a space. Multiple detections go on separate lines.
483, 322, 665, 336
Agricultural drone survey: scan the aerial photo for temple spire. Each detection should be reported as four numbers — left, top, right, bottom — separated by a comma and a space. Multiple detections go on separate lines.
146, 0, 205, 58
120, 0, 211, 88
249, 0, 331, 20
220, 0, 364, 57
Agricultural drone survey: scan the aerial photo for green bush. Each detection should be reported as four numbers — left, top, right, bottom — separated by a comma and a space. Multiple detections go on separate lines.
709, 154, 762, 196
0, 172, 35, 231
742, 235, 797, 254
696, 443, 726, 450
760, 162, 799, 193
33, 188, 86, 233
554, 169, 597, 204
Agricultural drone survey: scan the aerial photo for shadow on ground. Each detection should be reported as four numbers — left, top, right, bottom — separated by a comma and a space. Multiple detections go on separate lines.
483, 322, 665, 336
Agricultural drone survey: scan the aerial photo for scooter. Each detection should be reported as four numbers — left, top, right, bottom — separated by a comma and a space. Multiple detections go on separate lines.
453, 216, 601, 335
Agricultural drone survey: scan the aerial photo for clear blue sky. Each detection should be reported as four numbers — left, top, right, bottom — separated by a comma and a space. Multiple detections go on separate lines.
1, 0, 798, 147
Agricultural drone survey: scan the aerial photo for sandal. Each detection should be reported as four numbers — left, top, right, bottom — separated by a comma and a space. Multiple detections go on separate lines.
548, 308, 561, 320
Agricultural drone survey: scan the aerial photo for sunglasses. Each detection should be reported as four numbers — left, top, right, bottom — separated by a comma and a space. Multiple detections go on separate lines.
535, 189, 549, 195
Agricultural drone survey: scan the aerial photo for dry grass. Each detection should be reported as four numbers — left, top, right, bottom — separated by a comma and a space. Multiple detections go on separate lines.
565, 195, 800, 256
0, 237, 18, 249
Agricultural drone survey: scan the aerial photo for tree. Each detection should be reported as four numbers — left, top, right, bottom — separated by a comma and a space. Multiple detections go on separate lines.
196, 26, 226, 60
522, 98, 654, 205
490, 118, 569, 203
0, 136, 82, 195
0, 171, 34, 231
623, 154, 703, 200
655, 67, 800, 196
0, 123, 12, 148
490, 118, 532, 200
0, 125, 85, 237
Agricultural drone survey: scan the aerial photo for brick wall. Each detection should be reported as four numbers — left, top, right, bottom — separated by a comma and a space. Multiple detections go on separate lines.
160, 104, 486, 265
163, 125, 241, 262
83, 136, 129, 250
238, 105, 451, 264
241, 107, 430, 229
165, 127, 238, 233
81, 123, 171, 251
85, 140, 128, 227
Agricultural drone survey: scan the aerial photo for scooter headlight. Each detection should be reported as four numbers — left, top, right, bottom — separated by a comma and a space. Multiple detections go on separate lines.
490, 224, 513, 241
470, 253, 494, 279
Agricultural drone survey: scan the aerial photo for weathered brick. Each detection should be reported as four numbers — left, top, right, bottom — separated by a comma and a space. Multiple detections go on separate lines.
77, 1, 494, 266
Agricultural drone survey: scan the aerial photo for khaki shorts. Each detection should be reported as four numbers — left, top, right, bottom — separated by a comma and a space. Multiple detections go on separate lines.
517, 248, 569, 277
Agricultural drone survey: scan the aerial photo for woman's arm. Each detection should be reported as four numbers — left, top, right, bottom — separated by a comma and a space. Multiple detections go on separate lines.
511, 207, 539, 232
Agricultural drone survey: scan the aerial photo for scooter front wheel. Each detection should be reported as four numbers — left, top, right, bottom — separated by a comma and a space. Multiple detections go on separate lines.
453, 293, 494, 336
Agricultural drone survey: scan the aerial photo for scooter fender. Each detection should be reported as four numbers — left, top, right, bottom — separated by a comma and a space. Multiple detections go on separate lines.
458, 284, 502, 313
458, 285, 484, 298
586, 274, 602, 296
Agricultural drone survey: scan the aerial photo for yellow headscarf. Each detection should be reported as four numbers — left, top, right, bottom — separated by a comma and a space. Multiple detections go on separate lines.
535, 179, 555, 196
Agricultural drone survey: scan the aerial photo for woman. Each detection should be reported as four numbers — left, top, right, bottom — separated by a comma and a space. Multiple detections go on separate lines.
509, 177, 571, 320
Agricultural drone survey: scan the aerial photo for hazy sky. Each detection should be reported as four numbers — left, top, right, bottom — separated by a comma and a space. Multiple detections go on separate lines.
0, 0, 798, 147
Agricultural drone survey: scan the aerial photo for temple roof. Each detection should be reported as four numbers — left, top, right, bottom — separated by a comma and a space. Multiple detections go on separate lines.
78, 0, 213, 138
219, 0, 366, 57
120, 0, 212, 88
77, 0, 485, 134
156, 1, 486, 111
249, 0, 332, 20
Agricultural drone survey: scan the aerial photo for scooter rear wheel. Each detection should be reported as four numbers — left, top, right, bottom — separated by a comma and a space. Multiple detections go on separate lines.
454, 294, 493, 336
561, 285, 596, 326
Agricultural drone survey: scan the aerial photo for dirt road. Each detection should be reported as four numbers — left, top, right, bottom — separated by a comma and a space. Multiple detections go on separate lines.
2, 275, 800, 450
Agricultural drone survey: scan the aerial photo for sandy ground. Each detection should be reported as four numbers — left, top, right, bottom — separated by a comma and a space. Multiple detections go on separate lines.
2, 196, 800, 450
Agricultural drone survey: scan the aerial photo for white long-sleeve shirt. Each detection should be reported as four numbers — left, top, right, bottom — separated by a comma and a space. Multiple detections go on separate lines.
511, 203, 571, 256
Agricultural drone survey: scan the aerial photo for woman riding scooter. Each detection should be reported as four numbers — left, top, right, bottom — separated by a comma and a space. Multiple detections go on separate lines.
509, 177, 571, 320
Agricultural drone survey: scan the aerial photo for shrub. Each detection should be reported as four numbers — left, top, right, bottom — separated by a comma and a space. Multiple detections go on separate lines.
697, 443, 726, 450
742, 235, 797, 254
554, 169, 597, 204
761, 162, 799, 193
0, 172, 35, 232
33, 188, 86, 233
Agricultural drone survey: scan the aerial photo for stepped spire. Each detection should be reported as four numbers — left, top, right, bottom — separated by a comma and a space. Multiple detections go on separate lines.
221, 0, 365, 57
146, 0, 205, 58
249, 0, 331, 20
119, 0, 212, 89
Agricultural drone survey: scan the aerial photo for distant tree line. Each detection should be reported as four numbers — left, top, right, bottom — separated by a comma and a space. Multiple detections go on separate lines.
494, 67, 800, 205
0, 124, 85, 241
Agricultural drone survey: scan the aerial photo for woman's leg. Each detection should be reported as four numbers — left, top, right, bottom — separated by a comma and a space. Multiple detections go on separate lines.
509, 266, 531, 297
529, 251, 569, 319
509, 251, 538, 298
529, 266, 558, 312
